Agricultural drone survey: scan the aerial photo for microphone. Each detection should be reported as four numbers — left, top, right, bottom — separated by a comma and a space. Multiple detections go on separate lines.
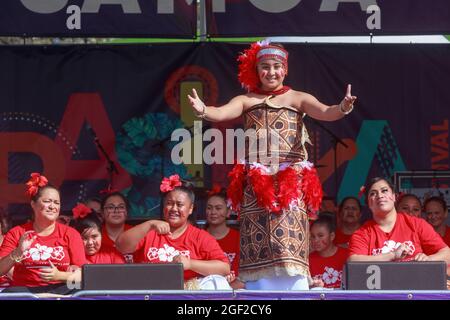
86, 123, 99, 142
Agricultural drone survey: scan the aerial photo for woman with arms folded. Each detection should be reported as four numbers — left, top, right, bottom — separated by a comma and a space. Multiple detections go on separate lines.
348, 177, 450, 269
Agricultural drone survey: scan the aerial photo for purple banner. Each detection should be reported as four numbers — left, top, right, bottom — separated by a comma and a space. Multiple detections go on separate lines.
0, 0, 196, 38
206, 0, 450, 36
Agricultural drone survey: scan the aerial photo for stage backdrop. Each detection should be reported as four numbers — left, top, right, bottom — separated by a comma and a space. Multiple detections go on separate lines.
0, 0, 196, 38
0, 43, 449, 220
206, 0, 450, 37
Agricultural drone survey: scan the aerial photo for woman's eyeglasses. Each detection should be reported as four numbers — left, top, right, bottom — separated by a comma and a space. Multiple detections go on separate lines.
104, 205, 126, 213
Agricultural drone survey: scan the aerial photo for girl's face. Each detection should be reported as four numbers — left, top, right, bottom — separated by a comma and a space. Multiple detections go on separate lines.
425, 200, 448, 228
31, 188, 60, 223
397, 196, 422, 217
367, 180, 396, 216
103, 195, 127, 226
340, 199, 361, 224
257, 58, 286, 91
82, 227, 102, 256
310, 224, 334, 253
163, 190, 193, 229
206, 196, 229, 226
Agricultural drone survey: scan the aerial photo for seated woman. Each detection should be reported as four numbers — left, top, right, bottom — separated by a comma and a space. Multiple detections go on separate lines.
0, 207, 12, 288
396, 193, 422, 218
309, 214, 348, 289
70, 203, 125, 264
348, 177, 450, 269
335, 197, 362, 248
0, 173, 85, 290
116, 174, 231, 290
205, 184, 244, 289
101, 191, 134, 263
424, 196, 450, 247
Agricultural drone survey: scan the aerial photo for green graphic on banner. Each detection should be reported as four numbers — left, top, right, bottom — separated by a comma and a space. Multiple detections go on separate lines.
338, 120, 406, 204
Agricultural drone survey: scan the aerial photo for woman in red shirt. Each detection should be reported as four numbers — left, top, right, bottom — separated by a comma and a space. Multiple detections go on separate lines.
205, 185, 244, 289
309, 214, 348, 289
335, 197, 362, 248
101, 192, 134, 263
349, 177, 450, 266
0, 173, 85, 290
71, 203, 125, 264
424, 196, 450, 247
396, 193, 422, 218
116, 175, 230, 290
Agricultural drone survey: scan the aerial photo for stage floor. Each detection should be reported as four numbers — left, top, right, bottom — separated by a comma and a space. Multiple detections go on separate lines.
0, 289, 449, 300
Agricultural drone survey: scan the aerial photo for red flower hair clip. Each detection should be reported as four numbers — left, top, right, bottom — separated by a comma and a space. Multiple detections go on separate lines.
207, 183, 223, 197
358, 186, 366, 199
160, 174, 182, 193
26, 173, 49, 198
99, 188, 119, 196
72, 203, 92, 219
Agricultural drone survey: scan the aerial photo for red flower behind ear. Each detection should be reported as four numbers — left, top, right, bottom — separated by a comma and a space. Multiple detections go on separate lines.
207, 183, 222, 197
160, 174, 182, 193
358, 186, 366, 199
72, 203, 92, 219
25, 173, 49, 198
99, 188, 119, 195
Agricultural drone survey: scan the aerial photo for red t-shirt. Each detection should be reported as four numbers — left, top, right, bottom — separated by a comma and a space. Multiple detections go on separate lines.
309, 247, 349, 289
0, 222, 86, 287
349, 213, 447, 261
0, 275, 11, 287
216, 228, 240, 276
441, 226, 450, 248
102, 224, 134, 263
134, 224, 229, 280
86, 246, 126, 264
334, 229, 353, 247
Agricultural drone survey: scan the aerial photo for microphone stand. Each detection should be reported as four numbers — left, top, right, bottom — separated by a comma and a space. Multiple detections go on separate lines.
93, 136, 119, 192
306, 117, 349, 206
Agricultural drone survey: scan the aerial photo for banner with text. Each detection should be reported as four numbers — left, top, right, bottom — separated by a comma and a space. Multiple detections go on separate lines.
0, 0, 196, 38
206, 0, 450, 37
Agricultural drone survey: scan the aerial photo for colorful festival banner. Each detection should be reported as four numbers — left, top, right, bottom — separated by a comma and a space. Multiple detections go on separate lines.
206, 0, 450, 37
0, 43, 449, 221
0, 0, 196, 38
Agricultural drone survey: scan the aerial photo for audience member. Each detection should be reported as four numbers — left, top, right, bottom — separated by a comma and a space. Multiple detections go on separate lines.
116, 174, 231, 290
335, 197, 362, 248
0, 173, 85, 288
424, 196, 450, 247
205, 184, 244, 289
348, 177, 450, 269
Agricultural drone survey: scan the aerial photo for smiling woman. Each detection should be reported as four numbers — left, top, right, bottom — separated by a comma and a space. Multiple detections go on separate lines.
71, 204, 125, 265
348, 177, 450, 272
116, 174, 231, 290
0, 173, 85, 289
187, 39, 356, 290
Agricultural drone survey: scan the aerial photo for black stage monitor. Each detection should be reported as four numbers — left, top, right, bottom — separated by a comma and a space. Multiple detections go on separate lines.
343, 261, 447, 290
82, 263, 184, 290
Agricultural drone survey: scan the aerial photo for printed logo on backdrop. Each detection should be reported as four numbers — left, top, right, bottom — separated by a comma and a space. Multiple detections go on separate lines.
208, 0, 381, 34
1, 0, 196, 36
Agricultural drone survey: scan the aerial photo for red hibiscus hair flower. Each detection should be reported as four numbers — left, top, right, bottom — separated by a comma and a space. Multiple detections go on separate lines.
25, 173, 49, 198
72, 203, 92, 219
160, 174, 182, 193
